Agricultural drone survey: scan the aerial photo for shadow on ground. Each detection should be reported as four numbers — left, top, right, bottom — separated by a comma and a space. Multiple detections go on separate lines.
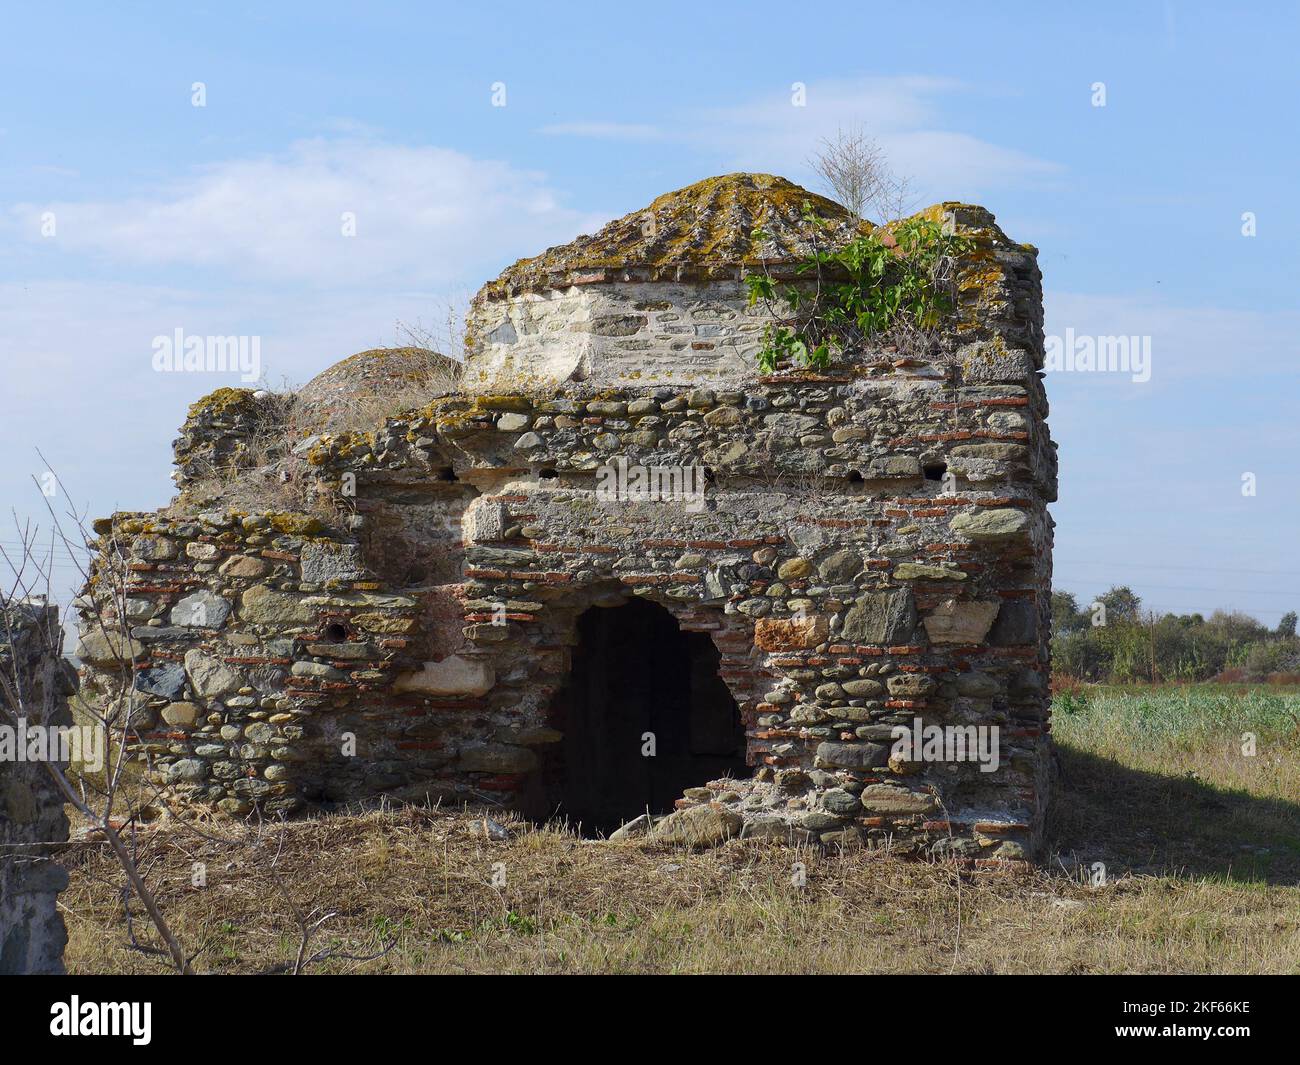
1046, 744, 1300, 886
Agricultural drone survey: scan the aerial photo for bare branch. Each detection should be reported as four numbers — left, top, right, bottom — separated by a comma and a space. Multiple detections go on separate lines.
808, 126, 914, 222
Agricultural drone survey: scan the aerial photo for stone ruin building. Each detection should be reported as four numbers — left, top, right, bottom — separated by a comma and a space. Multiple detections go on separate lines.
1, 600, 72, 974
75, 173, 1056, 862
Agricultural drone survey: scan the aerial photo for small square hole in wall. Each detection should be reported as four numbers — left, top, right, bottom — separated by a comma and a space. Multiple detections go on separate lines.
538, 468, 558, 480
321, 622, 349, 643
923, 463, 947, 482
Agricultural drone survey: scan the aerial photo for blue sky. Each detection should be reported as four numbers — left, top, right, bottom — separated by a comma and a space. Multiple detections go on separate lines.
2, 1, 1297, 624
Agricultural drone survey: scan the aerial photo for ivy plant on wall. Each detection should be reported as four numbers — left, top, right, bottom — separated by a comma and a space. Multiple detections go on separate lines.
744, 202, 972, 373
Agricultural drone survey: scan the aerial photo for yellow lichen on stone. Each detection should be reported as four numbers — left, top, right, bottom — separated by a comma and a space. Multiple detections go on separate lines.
472, 394, 533, 412
482, 173, 869, 297
267, 512, 323, 535
187, 387, 257, 419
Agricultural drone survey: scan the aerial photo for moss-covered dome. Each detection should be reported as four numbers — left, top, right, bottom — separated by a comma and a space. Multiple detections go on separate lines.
295, 347, 460, 430
483, 173, 867, 297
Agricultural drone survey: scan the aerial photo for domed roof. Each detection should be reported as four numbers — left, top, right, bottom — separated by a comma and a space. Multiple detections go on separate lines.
295, 347, 460, 431
482, 173, 867, 297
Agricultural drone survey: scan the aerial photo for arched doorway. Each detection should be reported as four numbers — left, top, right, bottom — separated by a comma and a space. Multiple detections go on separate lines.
543, 598, 748, 835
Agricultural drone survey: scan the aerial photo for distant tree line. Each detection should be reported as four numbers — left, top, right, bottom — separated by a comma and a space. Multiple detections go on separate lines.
1051, 586, 1299, 683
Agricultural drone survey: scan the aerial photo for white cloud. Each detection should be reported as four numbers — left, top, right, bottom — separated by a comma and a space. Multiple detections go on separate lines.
0, 278, 472, 588
878, 130, 1059, 196
5, 138, 602, 286
0, 136, 610, 554
1045, 291, 1300, 387
539, 76, 1061, 207
707, 78, 1062, 201
704, 75, 959, 138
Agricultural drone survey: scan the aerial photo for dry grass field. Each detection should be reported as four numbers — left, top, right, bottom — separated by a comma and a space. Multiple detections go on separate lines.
59, 684, 1300, 974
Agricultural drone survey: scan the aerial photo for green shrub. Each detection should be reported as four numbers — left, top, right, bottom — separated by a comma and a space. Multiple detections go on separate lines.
744, 206, 971, 372
1051, 589, 1298, 683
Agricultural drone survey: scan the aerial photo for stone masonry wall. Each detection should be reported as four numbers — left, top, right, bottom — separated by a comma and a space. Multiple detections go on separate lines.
82, 353, 1054, 861
0, 601, 72, 974
327, 361, 1053, 858
77, 188, 1055, 863
78, 515, 425, 814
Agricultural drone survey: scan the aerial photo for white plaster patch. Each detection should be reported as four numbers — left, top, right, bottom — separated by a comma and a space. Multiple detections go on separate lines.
466, 281, 771, 389
393, 655, 495, 696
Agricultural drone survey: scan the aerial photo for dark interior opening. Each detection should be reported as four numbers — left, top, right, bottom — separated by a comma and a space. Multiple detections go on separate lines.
923, 462, 947, 482
538, 467, 558, 480
320, 622, 349, 643
542, 598, 748, 836
847, 470, 864, 486
434, 465, 458, 482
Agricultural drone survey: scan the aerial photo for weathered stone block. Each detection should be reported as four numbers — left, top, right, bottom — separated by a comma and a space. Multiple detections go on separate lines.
815, 741, 889, 770
841, 678, 885, 697
393, 656, 494, 696
859, 784, 938, 815
458, 744, 538, 774
989, 600, 1038, 645
886, 673, 937, 696
950, 508, 1030, 543
240, 585, 313, 625
922, 600, 1000, 645
300, 541, 366, 584
893, 563, 967, 581
958, 341, 1035, 383
776, 557, 812, 580
291, 661, 346, 681
818, 548, 863, 582
131, 535, 177, 561
950, 443, 1029, 461
866, 456, 921, 478
168, 758, 209, 783
218, 554, 269, 578
840, 589, 917, 644
651, 804, 743, 848
170, 590, 231, 629
956, 671, 1001, 698
75, 626, 144, 665
183, 649, 242, 698
134, 664, 188, 700
753, 614, 828, 651
161, 701, 201, 728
